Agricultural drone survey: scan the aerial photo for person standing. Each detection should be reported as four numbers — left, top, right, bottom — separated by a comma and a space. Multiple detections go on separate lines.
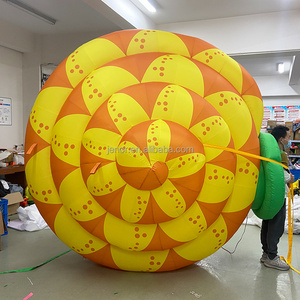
260, 125, 294, 270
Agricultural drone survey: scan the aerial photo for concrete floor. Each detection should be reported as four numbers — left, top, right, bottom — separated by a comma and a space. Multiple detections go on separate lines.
1, 221, 300, 300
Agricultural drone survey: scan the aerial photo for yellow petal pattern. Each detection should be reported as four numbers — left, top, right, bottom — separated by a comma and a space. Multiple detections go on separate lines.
222, 156, 259, 213
82, 128, 121, 161
190, 116, 231, 162
142, 55, 204, 96
87, 162, 126, 196
82, 67, 140, 116
205, 92, 252, 149
59, 168, 106, 221
116, 141, 150, 168
66, 38, 125, 88
104, 213, 156, 251
151, 85, 194, 128
25, 147, 60, 204
151, 180, 186, 218
29, 87, 72, 144
167, 153, 205, 178
111, 245, 169, 272
55, 208, 107, 255
127, 30, 190, 57
159, 202, 207, 242
193, 49, 243, 94
196, 164, 235, 204
120, 185, 151, 223
147, 119, 171, 165
52, 114, 91, 167
107, 93, 150, 135
174, 215, 227, 261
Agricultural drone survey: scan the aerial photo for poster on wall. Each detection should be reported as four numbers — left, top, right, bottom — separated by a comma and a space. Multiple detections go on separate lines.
286, 105, 300, 121
261, 105, 300, 130
0, 97, 12, 125
261, 106, 273, 130
273, 106, 286, 124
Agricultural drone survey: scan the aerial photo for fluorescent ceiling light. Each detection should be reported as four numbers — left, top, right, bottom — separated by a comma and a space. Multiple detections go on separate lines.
3, 0, 56, 25
277, 62, 284, 73
138, 0, 156, 13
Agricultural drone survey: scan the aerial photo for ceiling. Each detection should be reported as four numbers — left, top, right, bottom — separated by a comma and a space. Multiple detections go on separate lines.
1, 0, 300, 35
0, 0, 299, 80
136, 0, 300, 25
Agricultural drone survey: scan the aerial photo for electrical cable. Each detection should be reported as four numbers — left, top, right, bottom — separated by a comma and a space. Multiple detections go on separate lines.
221, 215, 248, 255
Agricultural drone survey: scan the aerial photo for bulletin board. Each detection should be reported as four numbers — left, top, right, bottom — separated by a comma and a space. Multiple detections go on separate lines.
0, 97, 12, 125
262, 105, 300, 130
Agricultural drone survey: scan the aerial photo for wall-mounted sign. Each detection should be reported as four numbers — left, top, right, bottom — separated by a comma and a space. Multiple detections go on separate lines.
0, 97, 12, 125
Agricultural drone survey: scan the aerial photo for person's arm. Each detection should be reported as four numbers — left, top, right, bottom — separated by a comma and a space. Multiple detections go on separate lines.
284, 170, 294, 184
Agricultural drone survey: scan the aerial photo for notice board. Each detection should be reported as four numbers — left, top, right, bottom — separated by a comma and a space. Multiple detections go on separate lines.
0, 97, 12, 125
262, 105, 300, 130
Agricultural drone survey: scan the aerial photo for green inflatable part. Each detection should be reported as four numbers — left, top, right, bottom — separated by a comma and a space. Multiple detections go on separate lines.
252, 132, 285, 220
251, 161, 265, 210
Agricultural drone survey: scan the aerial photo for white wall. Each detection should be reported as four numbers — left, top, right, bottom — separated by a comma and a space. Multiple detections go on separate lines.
254, 75, 300, 97
0, 19, 35, 53
263, 96, 300, 107
22, 37, 42, 132
40, 32, 105, 65
157, 10, 300, 55
0, 46, 23, 149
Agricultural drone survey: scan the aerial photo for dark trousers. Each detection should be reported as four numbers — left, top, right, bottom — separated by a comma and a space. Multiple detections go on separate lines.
260, 201, 286, 260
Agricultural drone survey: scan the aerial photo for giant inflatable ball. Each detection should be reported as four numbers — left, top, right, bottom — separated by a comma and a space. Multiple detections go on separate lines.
25, 29, 265, 272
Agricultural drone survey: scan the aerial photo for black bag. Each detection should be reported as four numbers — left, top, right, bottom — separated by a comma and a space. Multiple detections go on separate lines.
0, 180, 10, 197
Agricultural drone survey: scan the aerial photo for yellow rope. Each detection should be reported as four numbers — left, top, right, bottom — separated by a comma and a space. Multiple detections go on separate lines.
287, 186, 293, 263
280, 186, 300, 274
203, 143, 289, 169
204, 143, 299, 274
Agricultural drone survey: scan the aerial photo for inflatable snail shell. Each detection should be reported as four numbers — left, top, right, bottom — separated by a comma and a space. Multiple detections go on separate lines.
25, 29, 265, 272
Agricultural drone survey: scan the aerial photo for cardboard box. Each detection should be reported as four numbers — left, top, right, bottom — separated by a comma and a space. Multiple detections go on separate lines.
267, 120, 277, 130
285, 121, 293, 135
2, 192, 23, 216
294, 128, 300, 140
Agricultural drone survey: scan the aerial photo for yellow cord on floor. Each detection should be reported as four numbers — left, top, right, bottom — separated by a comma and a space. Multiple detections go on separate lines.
280, 186, 300, 274
204, 143, 300, 274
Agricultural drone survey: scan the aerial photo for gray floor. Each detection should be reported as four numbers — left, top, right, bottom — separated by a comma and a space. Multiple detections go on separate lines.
1, 220, 300, 300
